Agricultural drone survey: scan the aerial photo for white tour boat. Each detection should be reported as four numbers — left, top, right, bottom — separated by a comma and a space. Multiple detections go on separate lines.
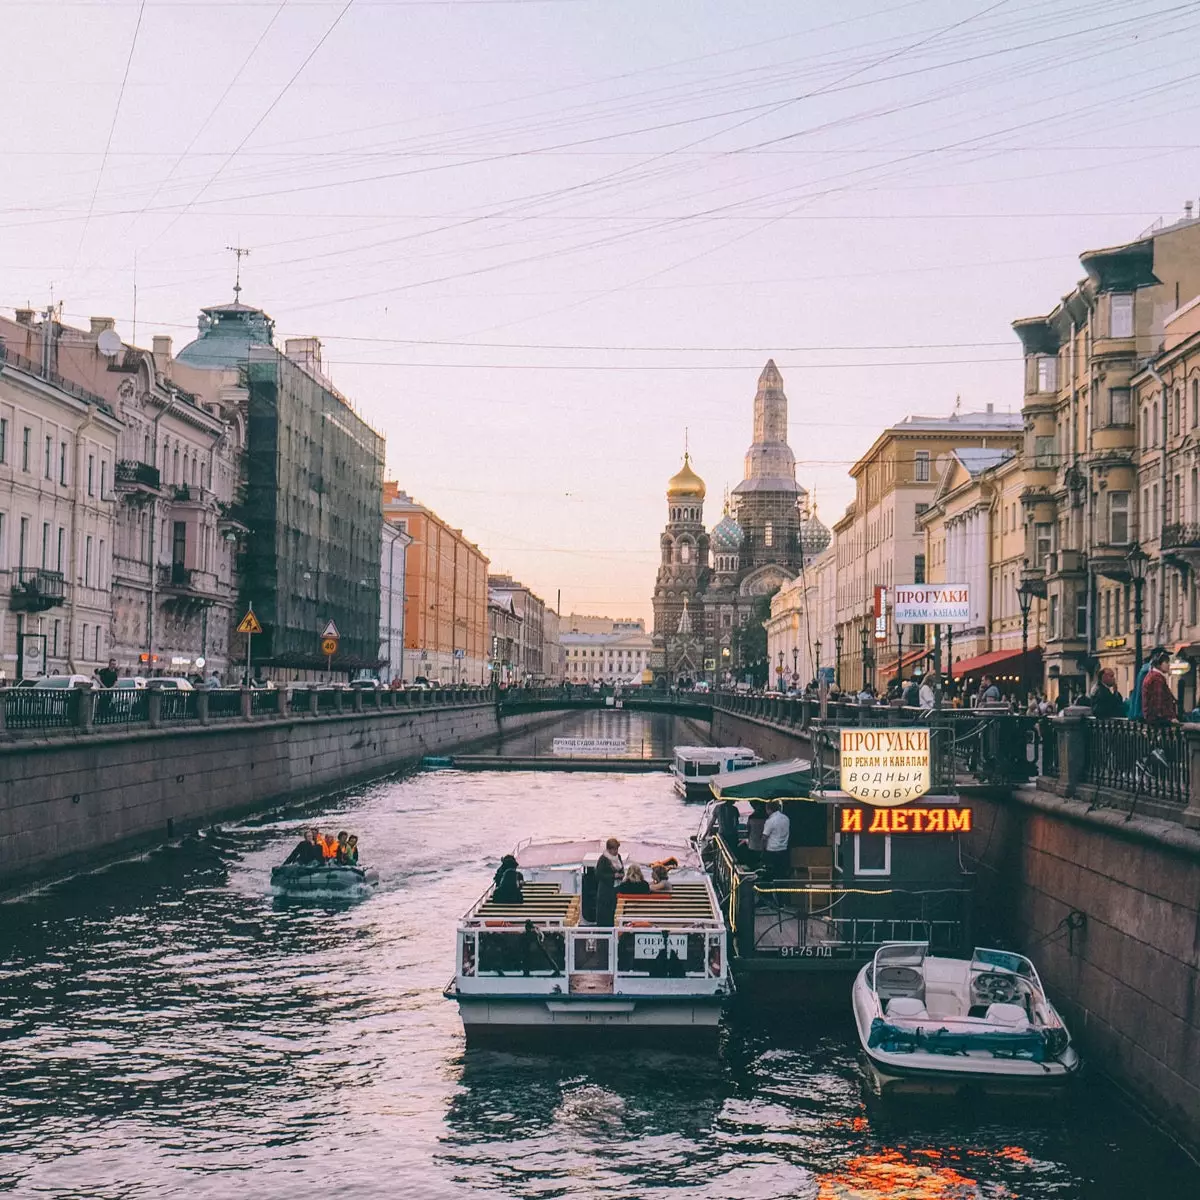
445, 838, 732, 1043
671, 746, 761, 800
852, 943, 1080, 1098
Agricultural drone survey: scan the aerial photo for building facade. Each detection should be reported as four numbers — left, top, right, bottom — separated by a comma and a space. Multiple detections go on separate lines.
384, 484, 488, 684
564, 613, 645, 635
488, 574, 547, 680
833, 408, 1024, 689
543, 606, 562, 682
380, 520, 412, 684
0, 312, 121, 679
563, 627, 653, 683
764, 545, 836, 690
172, 305, 385, 679
488, 589, 522, 684
651, 361, 830, 686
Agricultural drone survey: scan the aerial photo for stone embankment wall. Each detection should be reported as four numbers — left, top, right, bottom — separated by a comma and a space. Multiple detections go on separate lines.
965, 789, 1200, 1155
0, 703, 554, 895
710, 708, 816, 762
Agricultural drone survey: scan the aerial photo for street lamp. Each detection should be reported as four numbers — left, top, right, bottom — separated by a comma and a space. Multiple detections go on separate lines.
814, 638, 822, 682
834, 630, 844, 689
777, 649, 784, 688
859, 622, 870, 691
1126, 543, 1149, 677
1016, 578, 1038, 702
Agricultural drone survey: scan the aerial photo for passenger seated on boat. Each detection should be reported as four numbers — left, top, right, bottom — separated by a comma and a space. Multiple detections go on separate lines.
333, 831, 351, 861
617, 865, 651, 895
283, 829, 323, 866
338, 835, 359, 866
649, 864, 671, 893
317, 832, 340, 860
492, 855, 524, 903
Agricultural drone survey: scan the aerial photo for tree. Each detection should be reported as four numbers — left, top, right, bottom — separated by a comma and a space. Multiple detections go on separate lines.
733, 588, 778, 686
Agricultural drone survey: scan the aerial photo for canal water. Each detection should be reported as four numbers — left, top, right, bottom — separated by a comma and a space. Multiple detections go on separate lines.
2, 713, 1196, 1198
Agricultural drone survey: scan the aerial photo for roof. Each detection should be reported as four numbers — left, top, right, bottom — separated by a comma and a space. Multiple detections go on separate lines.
891, 411, 1023, 432
175, 301, 275, 369
955, 447, 1015, 477
711, 757, 830, 802
667, 453, 706, 499
711, 512, 744, 550
950, 646, 1042, 679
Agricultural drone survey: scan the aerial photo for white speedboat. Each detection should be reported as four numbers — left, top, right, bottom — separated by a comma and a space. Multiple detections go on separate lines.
852, 943, 1080, 1098
270, 863, 379, 895
671, 746, 761, 800
444, 838, 732, 1043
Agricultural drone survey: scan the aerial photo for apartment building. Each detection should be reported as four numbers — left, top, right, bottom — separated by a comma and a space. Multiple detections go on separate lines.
488, 574, 547, 680
764, 545, 836, 689
833, 408, 1023, 688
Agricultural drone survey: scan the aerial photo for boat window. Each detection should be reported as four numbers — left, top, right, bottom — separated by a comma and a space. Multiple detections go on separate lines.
616, 931, 705, 976
571, 935, 611, 972
478, 930, 566, 975
854, 833, 891, 876
697, 762, 720, 776
790, 802, 829, 847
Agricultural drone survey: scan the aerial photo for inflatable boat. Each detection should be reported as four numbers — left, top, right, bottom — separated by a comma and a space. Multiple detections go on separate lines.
270, 863, 379, 895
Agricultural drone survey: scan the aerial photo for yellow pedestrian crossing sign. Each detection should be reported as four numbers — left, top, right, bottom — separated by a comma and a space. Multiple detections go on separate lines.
237, 609, 263, 635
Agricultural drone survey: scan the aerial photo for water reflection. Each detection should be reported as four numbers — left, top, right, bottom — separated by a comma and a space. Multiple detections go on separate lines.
1, 727, 1196, 1199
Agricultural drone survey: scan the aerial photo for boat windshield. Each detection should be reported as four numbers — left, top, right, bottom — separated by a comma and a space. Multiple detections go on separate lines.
971, 947, 1036, 979
873, 942, 928, 971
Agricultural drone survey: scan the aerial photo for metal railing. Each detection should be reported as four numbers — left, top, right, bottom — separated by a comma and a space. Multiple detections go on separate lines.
249, 689, 277, 717
93, 689, 150, 725
1162, 522, 1200, 551
115, 459, 161, 489
157, 691, 198, 722
207, 689, 243, 718
4, 688, 72, 729
1082, 718, 1189, 806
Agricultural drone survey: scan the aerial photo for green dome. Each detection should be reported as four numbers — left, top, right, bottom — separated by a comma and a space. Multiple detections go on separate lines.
175, 302, 275, 369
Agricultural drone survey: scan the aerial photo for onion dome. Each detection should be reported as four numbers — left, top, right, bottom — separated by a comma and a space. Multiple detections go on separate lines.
711, 512, 744, 551
800, 505, 832, 557
667, 453, 706, 500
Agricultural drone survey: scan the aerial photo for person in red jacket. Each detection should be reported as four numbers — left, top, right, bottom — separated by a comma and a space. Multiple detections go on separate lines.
1141, 648, 1177, 727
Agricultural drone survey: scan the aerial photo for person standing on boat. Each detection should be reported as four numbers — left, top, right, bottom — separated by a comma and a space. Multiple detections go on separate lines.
762, 802, 791, 880
492, 855, 523, 903
746, 801, 768, 866
283, 829, 323, 866
594, 838, 623, 926
714, 796, 740, 853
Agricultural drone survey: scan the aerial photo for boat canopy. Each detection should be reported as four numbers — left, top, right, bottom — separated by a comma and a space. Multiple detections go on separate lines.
512, 838, 702, 871
709, 757, 829, 803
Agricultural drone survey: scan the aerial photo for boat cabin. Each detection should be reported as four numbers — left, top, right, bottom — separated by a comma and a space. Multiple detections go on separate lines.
698, 758, 973, 989
672, 745, 761, 799
446, 839, 731, 1040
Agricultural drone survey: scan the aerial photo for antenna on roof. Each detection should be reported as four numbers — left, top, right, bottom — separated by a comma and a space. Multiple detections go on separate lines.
953, 393, 962, 416
226, 244, 250, 301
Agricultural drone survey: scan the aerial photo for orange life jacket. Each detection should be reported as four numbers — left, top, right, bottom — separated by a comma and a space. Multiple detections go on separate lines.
319, 835, 337, 858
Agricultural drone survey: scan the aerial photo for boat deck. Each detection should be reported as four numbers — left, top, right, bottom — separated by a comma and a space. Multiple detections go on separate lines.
617, 883, 716, 924
470, 880, 720, 928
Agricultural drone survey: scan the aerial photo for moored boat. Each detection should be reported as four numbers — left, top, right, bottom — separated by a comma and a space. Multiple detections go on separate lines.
270, 862, 380, 895
671, 746, 761, 800
852, 943, 1080, 1098
444, 838, 732, 1043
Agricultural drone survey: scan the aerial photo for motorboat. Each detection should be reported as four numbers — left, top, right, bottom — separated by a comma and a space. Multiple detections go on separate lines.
852, 943, 1080, 1097
270, 862, 380, 895
671, 746, 761, 800
444, 838, 732, 1043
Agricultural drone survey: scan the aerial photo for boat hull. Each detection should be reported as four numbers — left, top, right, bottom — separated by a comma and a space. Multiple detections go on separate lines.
270, 864, 379, 894
859, 1044, 1081, 1100
448, 989, 725, 1045
672, 777, 715, 801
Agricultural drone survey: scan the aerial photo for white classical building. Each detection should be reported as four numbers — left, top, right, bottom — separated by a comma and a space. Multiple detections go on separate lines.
764, 545, 837, 688
562, 628, 654, 683
0, 310, 122, 679
380, 520, 412, 683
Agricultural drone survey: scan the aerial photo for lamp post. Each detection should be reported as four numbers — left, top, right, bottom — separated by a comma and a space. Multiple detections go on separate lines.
815, 638, 822, 682
1126, 543, 1149, 678
791, 644, 798, 685
1016, 579, 1037, 702
859, 624, 870, 692
834, 630, 844, 689
895, 621, 904, 693
777, 649, 784, 689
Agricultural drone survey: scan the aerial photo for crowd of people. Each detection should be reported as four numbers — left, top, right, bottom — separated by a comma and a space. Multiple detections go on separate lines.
283, 828, 361, 867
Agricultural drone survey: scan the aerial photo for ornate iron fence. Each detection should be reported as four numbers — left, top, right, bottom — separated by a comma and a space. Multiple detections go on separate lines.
4, 689, 73, 729
93, 689, 150, 725
1083, 719, 1189, 805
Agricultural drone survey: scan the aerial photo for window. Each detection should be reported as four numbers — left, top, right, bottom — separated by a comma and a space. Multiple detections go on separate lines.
87, 455, 94, 496
18, 516, 28, 570
1108, 492, 1130, 545
854, 834, 891, 876
914, 553, 926, 584
81, 624, 87, 657
52, 620, 59, 657
1034, 435, 1054, 468
44, 436, 52, 479
0, 418, 6, 465
1035, 523, 1052, 567
1076, 593, 1088, 639
99, 539, 105, 589
914, 502, 929, 532
59, 442, 67, 486
1109, 387, 1131, 426
56, 527, 64, 572
100, 460, 107, 498
1194, 378, 1199, 429
914, 450, 930, 482
84, 536, 92, 587
1142, 405, 1150, 447
1153, 402, 1159, 445
1110, 292, 1134, 338
21, 427, 29, 472
1049, 594, 1059, 639
764, 522, 773, 547
1037, 355, 1058, 392
94, 626, 101, 660
41, 522, 49, 568
680, 542, 691, 563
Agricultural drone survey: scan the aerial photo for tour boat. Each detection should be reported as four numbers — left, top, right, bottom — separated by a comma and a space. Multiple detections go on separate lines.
444, 838, 733, 1043
270, 862, 380, 895
671, 746, 762, 800
851, 943, 1080, 1098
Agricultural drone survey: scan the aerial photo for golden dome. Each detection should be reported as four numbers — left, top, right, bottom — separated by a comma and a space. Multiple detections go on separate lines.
667, 453, 706, 499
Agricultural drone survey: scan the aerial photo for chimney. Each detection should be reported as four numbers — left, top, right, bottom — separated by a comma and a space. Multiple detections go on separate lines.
152, 334, 172, 372
285, 336, 322, 374
15, 308, 33, 326
986, 402, 994, 413
90, 316, 116, 336
1187, 200, 1195, 220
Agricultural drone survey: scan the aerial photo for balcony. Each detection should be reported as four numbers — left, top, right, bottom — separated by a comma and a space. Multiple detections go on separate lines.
1044, 549, 1087, 578
157, 563, 222, 603
1162, 522, 1200, 569
173, 484, 212, 505
115, 460, 161, 492
10, 567, 65, 612
1089, 540, 1136, 582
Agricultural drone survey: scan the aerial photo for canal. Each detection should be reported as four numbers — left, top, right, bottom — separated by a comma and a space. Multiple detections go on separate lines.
2, 713, 1196, 1198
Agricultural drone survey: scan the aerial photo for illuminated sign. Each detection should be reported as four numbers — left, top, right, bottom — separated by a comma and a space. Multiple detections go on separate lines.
1103, 637, 1126, 649
840, 727, 931, 805
894, 584, 970, 625
874, 585, 888, 642
840, 806, 971, 834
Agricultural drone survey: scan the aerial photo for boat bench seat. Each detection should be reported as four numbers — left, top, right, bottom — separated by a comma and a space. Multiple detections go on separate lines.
886, 997, 929, 1019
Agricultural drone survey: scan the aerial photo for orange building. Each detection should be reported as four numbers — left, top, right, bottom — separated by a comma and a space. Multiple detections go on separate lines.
382, 483, 488, 683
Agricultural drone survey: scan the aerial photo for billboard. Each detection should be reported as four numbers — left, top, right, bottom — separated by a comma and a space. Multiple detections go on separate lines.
873, 585, 888, 642
893, 584, 970, 625
839, 727, 931, 806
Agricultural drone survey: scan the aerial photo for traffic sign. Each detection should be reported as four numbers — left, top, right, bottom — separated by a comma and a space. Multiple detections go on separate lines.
237, 609, 263, 635
321, 637, 339, 656
454, 648, 465, 659
321, 619, 340, 639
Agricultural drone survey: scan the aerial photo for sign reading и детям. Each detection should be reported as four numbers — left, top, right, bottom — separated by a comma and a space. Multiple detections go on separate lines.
893, 583, 970, 625
839, 727, 931, 805
839, 806, 971, 834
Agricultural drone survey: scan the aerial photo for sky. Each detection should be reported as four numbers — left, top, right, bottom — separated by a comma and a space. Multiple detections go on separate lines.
4, 0, 1200, 622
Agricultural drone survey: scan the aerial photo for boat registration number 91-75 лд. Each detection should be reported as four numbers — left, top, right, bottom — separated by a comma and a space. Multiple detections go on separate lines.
633, 933, 688, 959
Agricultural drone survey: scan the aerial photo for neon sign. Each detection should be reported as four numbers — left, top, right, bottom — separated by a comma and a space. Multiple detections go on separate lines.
840, 807, 972, 834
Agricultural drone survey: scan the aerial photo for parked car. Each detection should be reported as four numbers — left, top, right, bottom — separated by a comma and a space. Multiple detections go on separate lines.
113, 677, 148, 690
693, 680, 711, 694
145, 677, 195, 691
410, 676, 433, 690
349, 677, 383, 690
30, 675, 93, 689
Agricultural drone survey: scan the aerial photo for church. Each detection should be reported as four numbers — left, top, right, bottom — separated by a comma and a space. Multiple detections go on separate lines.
651, 360, 830, 685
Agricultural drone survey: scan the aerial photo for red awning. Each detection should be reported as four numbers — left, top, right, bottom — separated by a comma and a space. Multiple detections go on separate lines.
950, 647, 1042, 680
878, 646, 932, 676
